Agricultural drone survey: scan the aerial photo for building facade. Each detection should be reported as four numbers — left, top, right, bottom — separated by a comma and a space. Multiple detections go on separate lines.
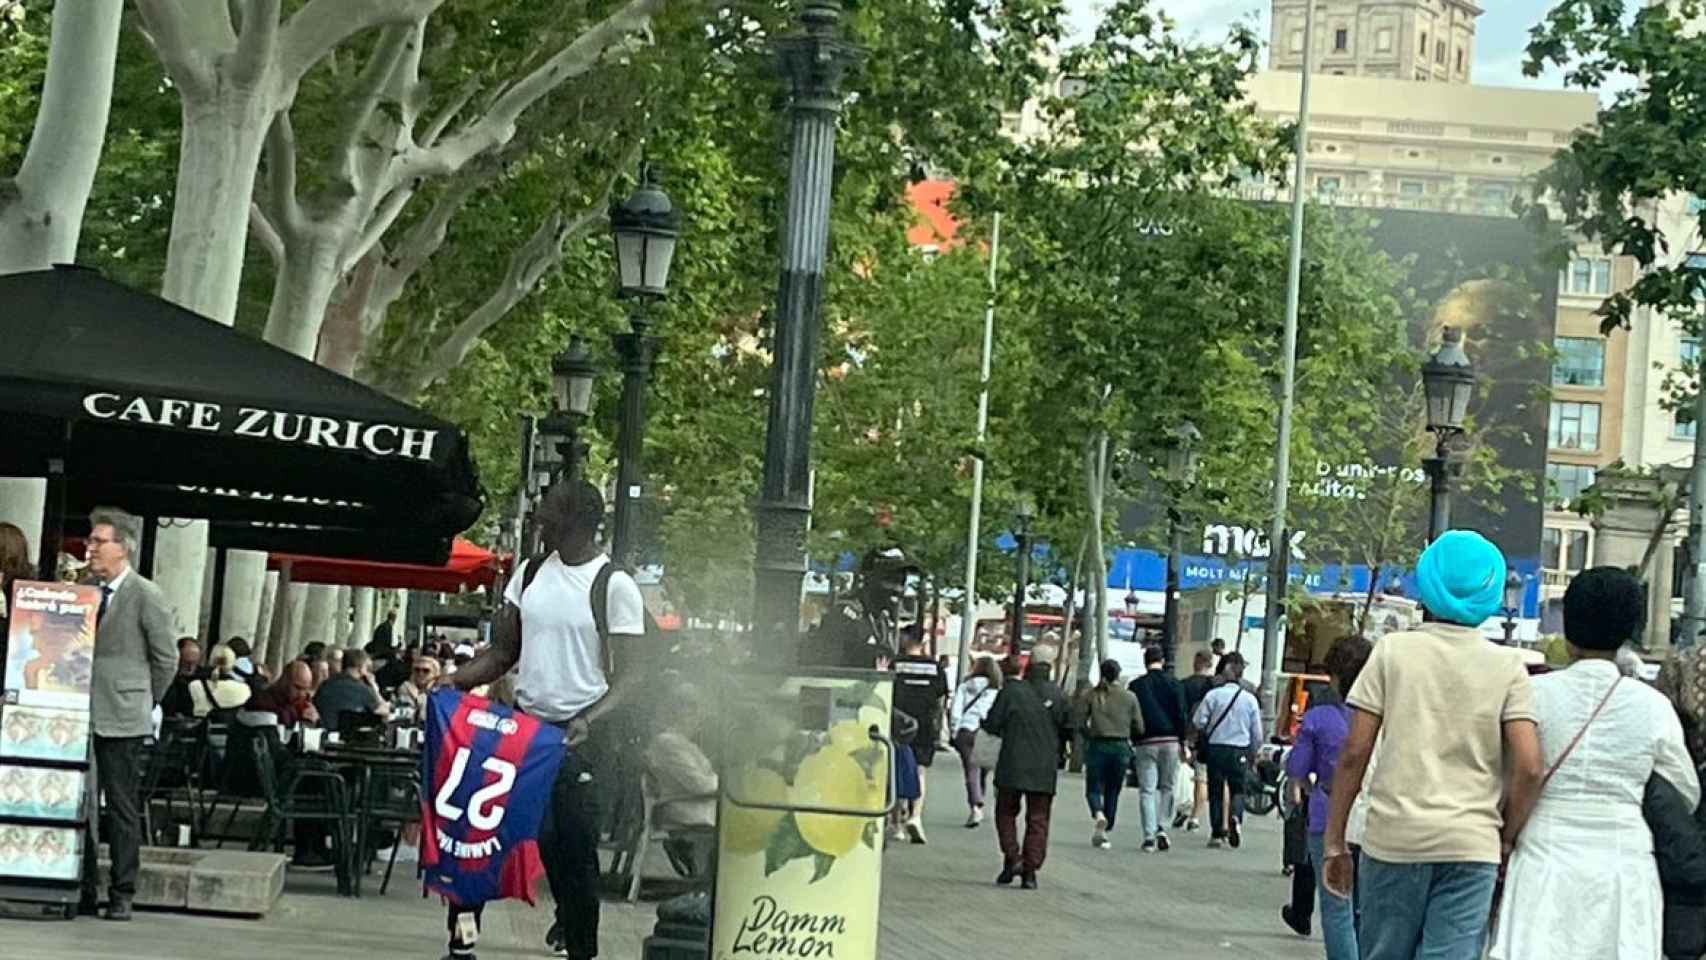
1269, 0, 1482, 83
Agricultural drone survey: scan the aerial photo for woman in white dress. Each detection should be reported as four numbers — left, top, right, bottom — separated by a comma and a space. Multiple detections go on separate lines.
1491, 567, 1699, 960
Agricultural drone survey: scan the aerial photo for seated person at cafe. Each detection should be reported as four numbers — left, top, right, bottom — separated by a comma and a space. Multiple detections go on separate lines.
190, 644, 254, 718
645, 685, 717, 833
159, 637, 206, 719
374, 643, 412, 696
392, 656, 439, 718
314, 647, 390, 733
243, 662, 320, 727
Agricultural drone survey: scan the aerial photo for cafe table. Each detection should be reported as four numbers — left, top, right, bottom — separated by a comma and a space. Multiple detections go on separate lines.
318, 739, 423, 897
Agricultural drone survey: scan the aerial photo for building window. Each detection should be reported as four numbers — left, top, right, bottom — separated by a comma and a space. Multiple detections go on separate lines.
1546, 464, 1598, 507
1542, 525, 1592, 572
1549, 401, 1602, 451
1552, 337, 1606, 387
1399, 180, 1426, 197
1479, 183, 1511, 212
1683, 337, 1700, 367
1376, 28, 1393, 52
1420, 31, 1429, 56
1416, 69, 1430, 81
1317, 175, 1342, 194
1436, 40, 1447, 64
1291, 29, 1305, 53
1675, 410, 1696, 440
1689, 252, 1706, 301
1334, 28, 1349, 52
1560, 256, 1614, 296
1456, 48, 1465, 72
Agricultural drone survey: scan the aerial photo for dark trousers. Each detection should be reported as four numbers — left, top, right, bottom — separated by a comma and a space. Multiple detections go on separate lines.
1204, 744, 1248, 838
1291, 855, 1316, 921
995, 788, 1054, 873
1083, 739, 1129, 829
82, 735, 143, 901
448, 734, 605, 958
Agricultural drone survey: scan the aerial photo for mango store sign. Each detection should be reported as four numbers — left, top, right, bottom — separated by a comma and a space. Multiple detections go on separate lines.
81, 392, 438, 462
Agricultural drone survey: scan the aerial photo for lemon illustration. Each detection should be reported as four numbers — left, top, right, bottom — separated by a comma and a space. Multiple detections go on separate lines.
722, 767, 787, 854
792, 749, 872, 857
826, 720, 870, 754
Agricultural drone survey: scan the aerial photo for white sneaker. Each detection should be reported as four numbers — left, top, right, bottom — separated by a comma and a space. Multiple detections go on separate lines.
1091, 814, 1108, 848
905, 818, 928, 845
965, 806, 983, 828
1095, 837, 1113, 851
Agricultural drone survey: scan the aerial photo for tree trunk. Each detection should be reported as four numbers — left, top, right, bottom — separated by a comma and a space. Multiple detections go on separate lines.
350, 586, 376, 649
0, 0, 123, 272
150, 97, 276, 631
264, 231, 346, 359
1090, 431, 1110, 666
253, 571, 279, 665
219, 552, 270, 647
1069, 533, 1092, 695
297, 583, 338, 657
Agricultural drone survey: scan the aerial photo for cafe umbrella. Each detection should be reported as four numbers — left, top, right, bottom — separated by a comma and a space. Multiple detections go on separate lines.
0, 265, 485, 582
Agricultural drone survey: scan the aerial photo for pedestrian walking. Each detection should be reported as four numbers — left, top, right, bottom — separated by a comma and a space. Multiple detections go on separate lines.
1281, 635, 1372, 959
984, 656, 1071, 889
444, 481, 647, 960
1129, 645, 1187, 852
1191, 652, 1262, 849
79, 507, 177, 921
1490, 567, 1698, 960
1322, 530, 1544, 960
949, 656, 1003, 827
1176, 649, 1216, 833
893, 633, 949, 844
1076, 659, 1142, 850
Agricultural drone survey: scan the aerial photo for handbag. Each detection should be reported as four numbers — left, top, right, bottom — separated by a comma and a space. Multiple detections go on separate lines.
1490, 676, 1622, 929
971, 728, 1003, 770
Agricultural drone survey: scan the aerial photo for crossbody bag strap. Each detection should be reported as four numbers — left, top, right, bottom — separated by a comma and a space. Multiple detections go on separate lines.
1541, 676, 1622, 790
1205, 689, 1242, 740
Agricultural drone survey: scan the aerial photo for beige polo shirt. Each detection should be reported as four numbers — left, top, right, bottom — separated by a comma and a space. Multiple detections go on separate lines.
1346, 622, 1537, 864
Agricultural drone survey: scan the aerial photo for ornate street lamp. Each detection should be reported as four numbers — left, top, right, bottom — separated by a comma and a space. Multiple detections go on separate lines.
543, 335, 598, 486
1011, 497, 1035, 649
1501, 570, 1524, 645
1162, 421, 1201, 672
1421, 326, 1475, 543
608, 167, 681, 565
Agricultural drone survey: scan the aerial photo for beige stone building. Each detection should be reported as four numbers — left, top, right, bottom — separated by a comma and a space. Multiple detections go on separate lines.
1269, 0, 1482, 83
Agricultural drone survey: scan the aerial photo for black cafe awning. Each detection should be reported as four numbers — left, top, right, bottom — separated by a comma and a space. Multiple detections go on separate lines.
0, 266, 484, 562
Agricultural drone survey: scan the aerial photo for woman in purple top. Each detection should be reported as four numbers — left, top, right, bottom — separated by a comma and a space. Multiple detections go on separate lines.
1283, 636, 1372, 960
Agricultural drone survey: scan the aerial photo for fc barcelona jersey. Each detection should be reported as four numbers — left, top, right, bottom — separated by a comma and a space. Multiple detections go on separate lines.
420, 688, 566, 906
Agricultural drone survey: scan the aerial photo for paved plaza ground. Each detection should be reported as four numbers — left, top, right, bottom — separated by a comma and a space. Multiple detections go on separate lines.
3, 765, 1324, 959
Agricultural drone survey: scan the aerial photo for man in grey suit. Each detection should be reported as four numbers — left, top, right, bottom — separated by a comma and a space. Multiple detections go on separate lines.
80, 507, 176, 921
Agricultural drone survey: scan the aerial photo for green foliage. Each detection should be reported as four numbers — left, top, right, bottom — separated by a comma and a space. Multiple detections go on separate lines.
1523, 0, 1706, 332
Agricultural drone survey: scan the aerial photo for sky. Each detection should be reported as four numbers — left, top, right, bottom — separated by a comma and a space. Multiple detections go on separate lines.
1064, 1, 1574, 90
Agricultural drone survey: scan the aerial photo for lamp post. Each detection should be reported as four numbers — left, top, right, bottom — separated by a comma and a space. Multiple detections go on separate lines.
608, 167, 681, 566
1011, 497, 1035, 648
752, 0, 859, 649
1163, 421, 1202, 672
1501, 570, 1524, 645
1421, 326, 1475, 543
545, 335, 599, 483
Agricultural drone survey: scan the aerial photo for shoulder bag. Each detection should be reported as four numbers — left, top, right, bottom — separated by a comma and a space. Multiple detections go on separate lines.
970, 686, 1004, 770
1195, 687, 1244, 758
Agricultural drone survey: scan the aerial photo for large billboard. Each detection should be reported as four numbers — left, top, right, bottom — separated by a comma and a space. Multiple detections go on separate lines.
1117, 207, 1556, 596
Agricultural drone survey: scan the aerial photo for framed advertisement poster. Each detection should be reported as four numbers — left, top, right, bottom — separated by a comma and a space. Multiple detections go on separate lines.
4, 580, 99, 712
0, 824, 83, 882
0, 704, 90, 764
0, 764, 85, 822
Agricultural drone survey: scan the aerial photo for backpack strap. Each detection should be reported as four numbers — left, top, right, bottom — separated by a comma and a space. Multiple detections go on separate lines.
590, 561, 617, 645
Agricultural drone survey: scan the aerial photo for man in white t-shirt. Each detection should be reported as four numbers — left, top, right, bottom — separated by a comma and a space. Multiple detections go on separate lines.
446, 480, 645, 960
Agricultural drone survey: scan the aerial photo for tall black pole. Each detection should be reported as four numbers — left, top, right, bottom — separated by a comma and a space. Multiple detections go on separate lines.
611, 320, 657, 566
1011, 530, 1031, 648
1163, 506, 1183, 671
1423, 432, 1458, 543
752, 1, 857, 649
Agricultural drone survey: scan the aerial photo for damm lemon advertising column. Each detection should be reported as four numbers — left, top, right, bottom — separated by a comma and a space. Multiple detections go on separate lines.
713, 668, 893, 960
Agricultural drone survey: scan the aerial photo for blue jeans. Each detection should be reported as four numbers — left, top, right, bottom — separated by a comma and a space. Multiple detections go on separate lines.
1308, 833, 1358, 960
1083, 739, 1129, 828
1358, 854, 1498, 960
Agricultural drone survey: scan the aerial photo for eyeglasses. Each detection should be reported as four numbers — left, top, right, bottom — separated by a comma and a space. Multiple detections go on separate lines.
86, 536, 118, 548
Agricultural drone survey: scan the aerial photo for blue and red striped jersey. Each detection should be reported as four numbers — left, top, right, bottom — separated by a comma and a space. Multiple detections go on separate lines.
419, 688, 566, 907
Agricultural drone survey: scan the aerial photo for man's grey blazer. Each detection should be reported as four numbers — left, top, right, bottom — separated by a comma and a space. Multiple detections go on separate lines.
91, 572, 178, 738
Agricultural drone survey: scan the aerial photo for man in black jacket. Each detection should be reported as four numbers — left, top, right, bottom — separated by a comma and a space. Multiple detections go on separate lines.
1129, 646, 1188, 852
983, 658, 1071, 890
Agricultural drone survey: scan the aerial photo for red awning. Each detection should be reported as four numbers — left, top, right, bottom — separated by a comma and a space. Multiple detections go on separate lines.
267, 537, 499, 592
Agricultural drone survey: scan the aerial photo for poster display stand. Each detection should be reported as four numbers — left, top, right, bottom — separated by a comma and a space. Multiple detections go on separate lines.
1, 579, 100, 917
